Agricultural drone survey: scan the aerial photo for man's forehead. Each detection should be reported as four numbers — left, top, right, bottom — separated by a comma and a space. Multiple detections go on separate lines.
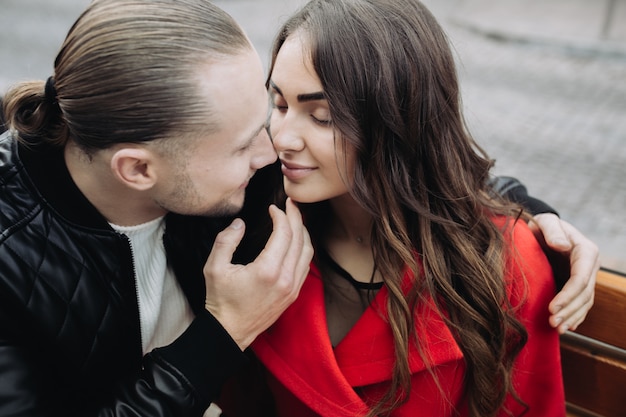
194, 50, 267, 138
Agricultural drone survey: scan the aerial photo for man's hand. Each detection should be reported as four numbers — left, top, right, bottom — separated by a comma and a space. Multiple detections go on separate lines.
529, 213, 599, 334
203, 198, 313, 350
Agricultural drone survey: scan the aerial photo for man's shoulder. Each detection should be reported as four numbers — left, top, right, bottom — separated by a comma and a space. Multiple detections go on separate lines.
0, 130, 21, 178
0, 130, 42, 232
0, 131, 128, 289
0, 131, 36, 232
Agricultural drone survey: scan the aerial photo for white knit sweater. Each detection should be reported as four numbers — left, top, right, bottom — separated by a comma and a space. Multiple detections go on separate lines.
110, 217, 194, 354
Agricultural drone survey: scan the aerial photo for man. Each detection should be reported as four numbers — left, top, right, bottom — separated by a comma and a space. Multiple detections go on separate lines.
0, 1, 311, 415
0, 0, 596, 416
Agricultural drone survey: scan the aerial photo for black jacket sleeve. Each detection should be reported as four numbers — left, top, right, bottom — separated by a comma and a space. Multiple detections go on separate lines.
488, 176, 558, 216
0, 304, 247, 417
150, 310, 249, 405
101, 311, 249, 417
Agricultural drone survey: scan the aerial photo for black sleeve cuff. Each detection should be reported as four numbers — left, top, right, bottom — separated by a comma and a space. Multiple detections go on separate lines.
151, 310, 248, 403
488, 176, 559, 216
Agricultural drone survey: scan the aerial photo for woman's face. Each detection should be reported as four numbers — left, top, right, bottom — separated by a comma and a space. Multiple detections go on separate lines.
268, 32, 355, 204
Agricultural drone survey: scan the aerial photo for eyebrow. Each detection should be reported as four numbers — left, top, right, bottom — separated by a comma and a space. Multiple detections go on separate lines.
270, 80, 326, 103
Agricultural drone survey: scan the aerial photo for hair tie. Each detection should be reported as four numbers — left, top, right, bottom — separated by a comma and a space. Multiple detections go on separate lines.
44, 76, 58, 104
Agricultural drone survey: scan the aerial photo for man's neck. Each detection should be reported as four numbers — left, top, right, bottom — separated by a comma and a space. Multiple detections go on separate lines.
64, 142, 166, 226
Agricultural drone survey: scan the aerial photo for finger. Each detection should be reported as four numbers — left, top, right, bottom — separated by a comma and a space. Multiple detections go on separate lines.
531, 213, 572, 252
281, 198, 310, 286
553, 292, 594, 334
550, 291, 590, 332
297, 225, 313, 278
554, 222, 599, 300
254, 204, 292, 269
549, 239, 598, 330
544, 218, 597, 305
284, 198, 304, 243
566, 295, 595, 332
283, 198, 305, 261
549, 286, 596, 334
206, 218, 246, 267
561, 220, 600, 278
286, 198, 313, 271
549, 258, 596, 318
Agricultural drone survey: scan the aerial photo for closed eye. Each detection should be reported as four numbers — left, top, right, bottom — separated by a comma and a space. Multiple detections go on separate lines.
270, 89, 287, 112
269, 80, 331, 126
311, 115, 332, 126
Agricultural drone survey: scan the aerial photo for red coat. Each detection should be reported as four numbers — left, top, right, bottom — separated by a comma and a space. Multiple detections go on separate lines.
251, 220, 565, 416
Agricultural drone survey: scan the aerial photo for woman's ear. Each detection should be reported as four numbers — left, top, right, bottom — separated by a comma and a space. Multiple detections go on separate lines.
110, 147, 158, 191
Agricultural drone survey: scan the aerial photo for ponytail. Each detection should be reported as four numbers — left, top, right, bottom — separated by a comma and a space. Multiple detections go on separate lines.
2, 77, 67, 146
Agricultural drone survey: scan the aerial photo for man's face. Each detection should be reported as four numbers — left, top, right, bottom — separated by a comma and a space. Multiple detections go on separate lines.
154, 48, 276, 217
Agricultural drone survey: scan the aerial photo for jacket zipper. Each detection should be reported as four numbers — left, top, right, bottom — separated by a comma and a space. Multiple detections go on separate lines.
122, 234, 144, 359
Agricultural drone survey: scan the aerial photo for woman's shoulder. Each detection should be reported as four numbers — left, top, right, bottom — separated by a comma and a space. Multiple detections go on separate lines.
495, 216, 556, 312
491, 216, 548, 266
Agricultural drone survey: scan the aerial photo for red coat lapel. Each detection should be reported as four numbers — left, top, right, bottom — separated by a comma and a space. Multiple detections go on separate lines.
335, 277, 463, 387
253, 262, 463, 416
253, 265, 369, 416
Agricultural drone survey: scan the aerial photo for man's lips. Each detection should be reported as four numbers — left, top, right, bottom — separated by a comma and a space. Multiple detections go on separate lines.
239, 173, 254, 189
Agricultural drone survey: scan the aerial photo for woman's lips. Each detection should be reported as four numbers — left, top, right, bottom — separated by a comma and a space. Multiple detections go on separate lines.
281, 161, 316, 180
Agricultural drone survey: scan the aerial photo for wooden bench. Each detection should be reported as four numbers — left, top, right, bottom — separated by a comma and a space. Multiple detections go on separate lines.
562, 268, 626, 417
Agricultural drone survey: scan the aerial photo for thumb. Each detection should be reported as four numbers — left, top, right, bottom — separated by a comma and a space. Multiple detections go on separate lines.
531, 213, 572, 252
208, 218, 246, 266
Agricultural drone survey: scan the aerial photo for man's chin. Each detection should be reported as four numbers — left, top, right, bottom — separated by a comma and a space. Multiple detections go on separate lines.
203, 199, 244, 219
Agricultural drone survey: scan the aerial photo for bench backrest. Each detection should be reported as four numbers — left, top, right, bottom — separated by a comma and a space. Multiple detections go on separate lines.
561, 268, 626, 417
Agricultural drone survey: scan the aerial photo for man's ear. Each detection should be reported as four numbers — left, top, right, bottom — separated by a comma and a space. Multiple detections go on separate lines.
110, 147, 158, 191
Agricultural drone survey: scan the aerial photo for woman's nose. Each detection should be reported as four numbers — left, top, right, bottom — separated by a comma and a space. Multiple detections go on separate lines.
269, 113, 305, 153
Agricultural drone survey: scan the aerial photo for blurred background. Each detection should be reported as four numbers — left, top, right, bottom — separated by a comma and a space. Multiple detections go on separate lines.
1, 0, 625, 272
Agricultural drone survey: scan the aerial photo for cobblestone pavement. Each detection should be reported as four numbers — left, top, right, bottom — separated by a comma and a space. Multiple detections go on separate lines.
435, 12, 626, 272
1, 0, 624, 272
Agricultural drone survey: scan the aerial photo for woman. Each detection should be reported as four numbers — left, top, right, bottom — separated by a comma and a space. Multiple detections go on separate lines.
0, 0, 311, 415
222, 0, 567, 416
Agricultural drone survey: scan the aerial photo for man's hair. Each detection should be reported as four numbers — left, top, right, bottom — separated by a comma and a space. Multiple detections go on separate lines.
2, 0, 250, 151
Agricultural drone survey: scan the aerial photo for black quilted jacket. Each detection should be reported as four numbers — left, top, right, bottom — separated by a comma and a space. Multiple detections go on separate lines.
0, 131, 248, 416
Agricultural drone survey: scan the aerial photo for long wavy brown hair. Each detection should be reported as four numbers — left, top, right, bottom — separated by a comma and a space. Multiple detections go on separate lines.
267, 1, 530, 416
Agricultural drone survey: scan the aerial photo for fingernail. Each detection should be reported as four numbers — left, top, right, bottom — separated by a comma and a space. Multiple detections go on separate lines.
230, 219, 244, 229
554, 317, 563, 325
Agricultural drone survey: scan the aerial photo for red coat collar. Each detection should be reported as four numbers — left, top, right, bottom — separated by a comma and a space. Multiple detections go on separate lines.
252, 263, 463, 415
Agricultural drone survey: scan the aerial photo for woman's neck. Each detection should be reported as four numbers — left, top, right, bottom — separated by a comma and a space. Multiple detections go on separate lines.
323, 195, 379, 284
327, 194, 373, 246
322, 195, 381, 347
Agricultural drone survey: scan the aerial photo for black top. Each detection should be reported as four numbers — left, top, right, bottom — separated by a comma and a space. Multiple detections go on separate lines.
317, 247, 384, 291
